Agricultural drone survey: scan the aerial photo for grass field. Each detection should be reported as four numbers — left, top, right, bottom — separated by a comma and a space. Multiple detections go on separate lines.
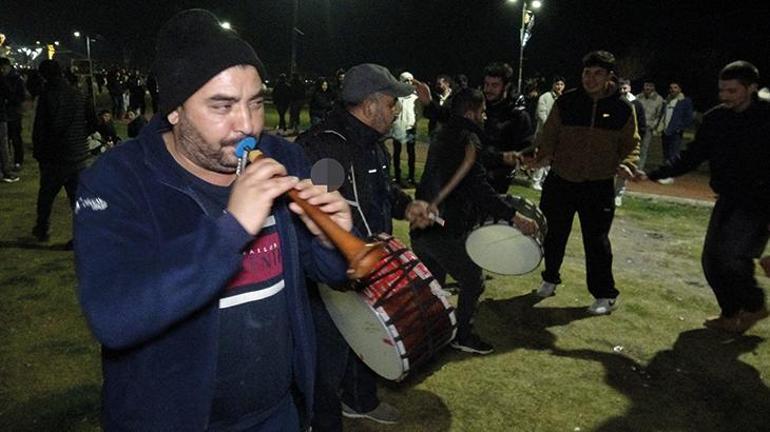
1, 99, 769, 431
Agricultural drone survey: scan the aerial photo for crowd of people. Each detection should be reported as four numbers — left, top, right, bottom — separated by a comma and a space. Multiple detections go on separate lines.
1, 7, 769, 431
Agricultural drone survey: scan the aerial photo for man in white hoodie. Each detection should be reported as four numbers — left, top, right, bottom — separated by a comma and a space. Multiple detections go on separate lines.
390, 71, 419, 186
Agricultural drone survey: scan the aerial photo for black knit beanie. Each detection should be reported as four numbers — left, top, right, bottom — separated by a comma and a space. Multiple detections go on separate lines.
153, 9, 266, 115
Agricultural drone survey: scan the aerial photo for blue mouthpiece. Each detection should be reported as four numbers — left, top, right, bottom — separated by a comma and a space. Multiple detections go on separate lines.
235, 137, 257, 158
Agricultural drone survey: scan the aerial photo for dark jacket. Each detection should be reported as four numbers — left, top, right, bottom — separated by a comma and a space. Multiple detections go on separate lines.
309, 89, 334, 120
272, 80, 291, 107
649, 98, 770, 217
662, 94, 694, 136
536, 87, 640, 182
415, 115, 516, 236
2, 69, 26, 122
297, 108, 412, 237
480, 97, 534, 192
75, 115, 349, 431
32, 77, 93, 167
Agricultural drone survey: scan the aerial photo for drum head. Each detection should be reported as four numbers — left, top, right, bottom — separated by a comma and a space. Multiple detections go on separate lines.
466, 224, 542, 275
318, 285, 407, 381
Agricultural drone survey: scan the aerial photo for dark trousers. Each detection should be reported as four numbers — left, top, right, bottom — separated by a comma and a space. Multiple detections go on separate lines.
392, 128, 416, 182
539, 173, 619, 299
661, 132, 683, 165
309, 290, 379, 432
702, 198, 769, 317
411, 229, 485, 340
289, 102, 302, 130
276, 104, 289, 130
35, 163, 81, 230
7, 119, 23, 166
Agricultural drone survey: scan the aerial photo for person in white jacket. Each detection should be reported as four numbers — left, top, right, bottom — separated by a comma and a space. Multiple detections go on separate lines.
390, 71, 419, 186
531, 75, 565, 190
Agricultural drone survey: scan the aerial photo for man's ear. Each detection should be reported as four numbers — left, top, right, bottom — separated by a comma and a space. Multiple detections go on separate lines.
166, 109, 179, 125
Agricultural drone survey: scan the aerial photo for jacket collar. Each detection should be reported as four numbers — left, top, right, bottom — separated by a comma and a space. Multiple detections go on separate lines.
327, 108, 383, 148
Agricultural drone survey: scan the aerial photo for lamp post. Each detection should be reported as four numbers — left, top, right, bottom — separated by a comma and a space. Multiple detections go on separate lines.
73, 31, 96, 111
509, 0, 542, 95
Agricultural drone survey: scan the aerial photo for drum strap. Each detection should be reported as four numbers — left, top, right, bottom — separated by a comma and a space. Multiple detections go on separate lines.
348, 164, 373, 237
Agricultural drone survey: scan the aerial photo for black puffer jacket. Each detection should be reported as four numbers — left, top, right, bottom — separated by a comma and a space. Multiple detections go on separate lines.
32, 77, 93, 167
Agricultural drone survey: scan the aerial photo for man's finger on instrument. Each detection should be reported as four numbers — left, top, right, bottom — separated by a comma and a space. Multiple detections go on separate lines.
242, 157, 288, 179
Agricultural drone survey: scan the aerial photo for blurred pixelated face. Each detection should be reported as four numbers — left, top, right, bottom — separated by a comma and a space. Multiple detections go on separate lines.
170, 65, 265, 174
99, 112, 112, 123
552, 80, 565, 95
368, 94, 399, 135
620, 83, 632, 95
581, 66, 612, 98
643, 82, 655, 95
719, 79, 757, 112
321, 81, 328, 91
437, 78, 451, 94
469, 102, 486, 127
669, 83, 682, 97
483, 76, 506, 102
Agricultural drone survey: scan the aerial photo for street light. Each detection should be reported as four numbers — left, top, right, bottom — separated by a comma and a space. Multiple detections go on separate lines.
509, 0, 542, 95
220, 21, 232, 30
73, 30, 96, 110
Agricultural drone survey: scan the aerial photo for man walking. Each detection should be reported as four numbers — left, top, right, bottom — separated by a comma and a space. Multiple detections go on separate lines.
528, 51, 639, 315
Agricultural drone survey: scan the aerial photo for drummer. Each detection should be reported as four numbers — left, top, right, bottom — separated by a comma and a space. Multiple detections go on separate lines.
410, 88, 538, 355
296, 63, 433, 430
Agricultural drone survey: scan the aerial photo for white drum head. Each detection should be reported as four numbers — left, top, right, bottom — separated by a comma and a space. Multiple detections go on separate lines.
318, 285, 407, 381
465, 224, 542, 275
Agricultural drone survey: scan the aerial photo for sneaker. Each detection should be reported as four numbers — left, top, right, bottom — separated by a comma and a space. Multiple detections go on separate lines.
341, 401, 400, 425
704, 314, 743, 333
588, 297, 618, 315
450, 333, 494, 355
736, 306, 770, 333
614, 195, 623, 207
657, 177, 674, 185
2, 174, 20, 183
534, 280, 556, 298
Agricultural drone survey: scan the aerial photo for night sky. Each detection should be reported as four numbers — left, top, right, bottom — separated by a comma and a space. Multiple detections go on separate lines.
3, 0, 770, 108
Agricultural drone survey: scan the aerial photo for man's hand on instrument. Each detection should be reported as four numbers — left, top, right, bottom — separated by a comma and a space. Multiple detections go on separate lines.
412, 79, 432, 106
502, 151, 521, 167
616, 164, 635, 180
228, 158, 298, 235
522, 151, 546, 170
760, 256, 770, 278
512, 213, 538, 236
290, 179, 353, 248
405, 200, 434, 229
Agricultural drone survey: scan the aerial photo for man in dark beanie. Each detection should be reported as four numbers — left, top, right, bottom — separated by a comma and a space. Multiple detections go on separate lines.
526, 50, 640, 315
74, 9, 352, 431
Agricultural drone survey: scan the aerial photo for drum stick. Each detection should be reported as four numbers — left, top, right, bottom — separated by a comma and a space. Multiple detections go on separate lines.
429, 141, 477, 220
243, 149, 387, 279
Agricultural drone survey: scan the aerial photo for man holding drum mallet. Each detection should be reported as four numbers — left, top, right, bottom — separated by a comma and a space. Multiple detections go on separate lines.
525, 50, 640, 315
297, 63, 434, 429
411, 87, 539, 355
74, 9, 353, 431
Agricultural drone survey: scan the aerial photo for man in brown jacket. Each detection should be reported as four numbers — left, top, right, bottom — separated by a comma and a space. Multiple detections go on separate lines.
527, 50, 640, 315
